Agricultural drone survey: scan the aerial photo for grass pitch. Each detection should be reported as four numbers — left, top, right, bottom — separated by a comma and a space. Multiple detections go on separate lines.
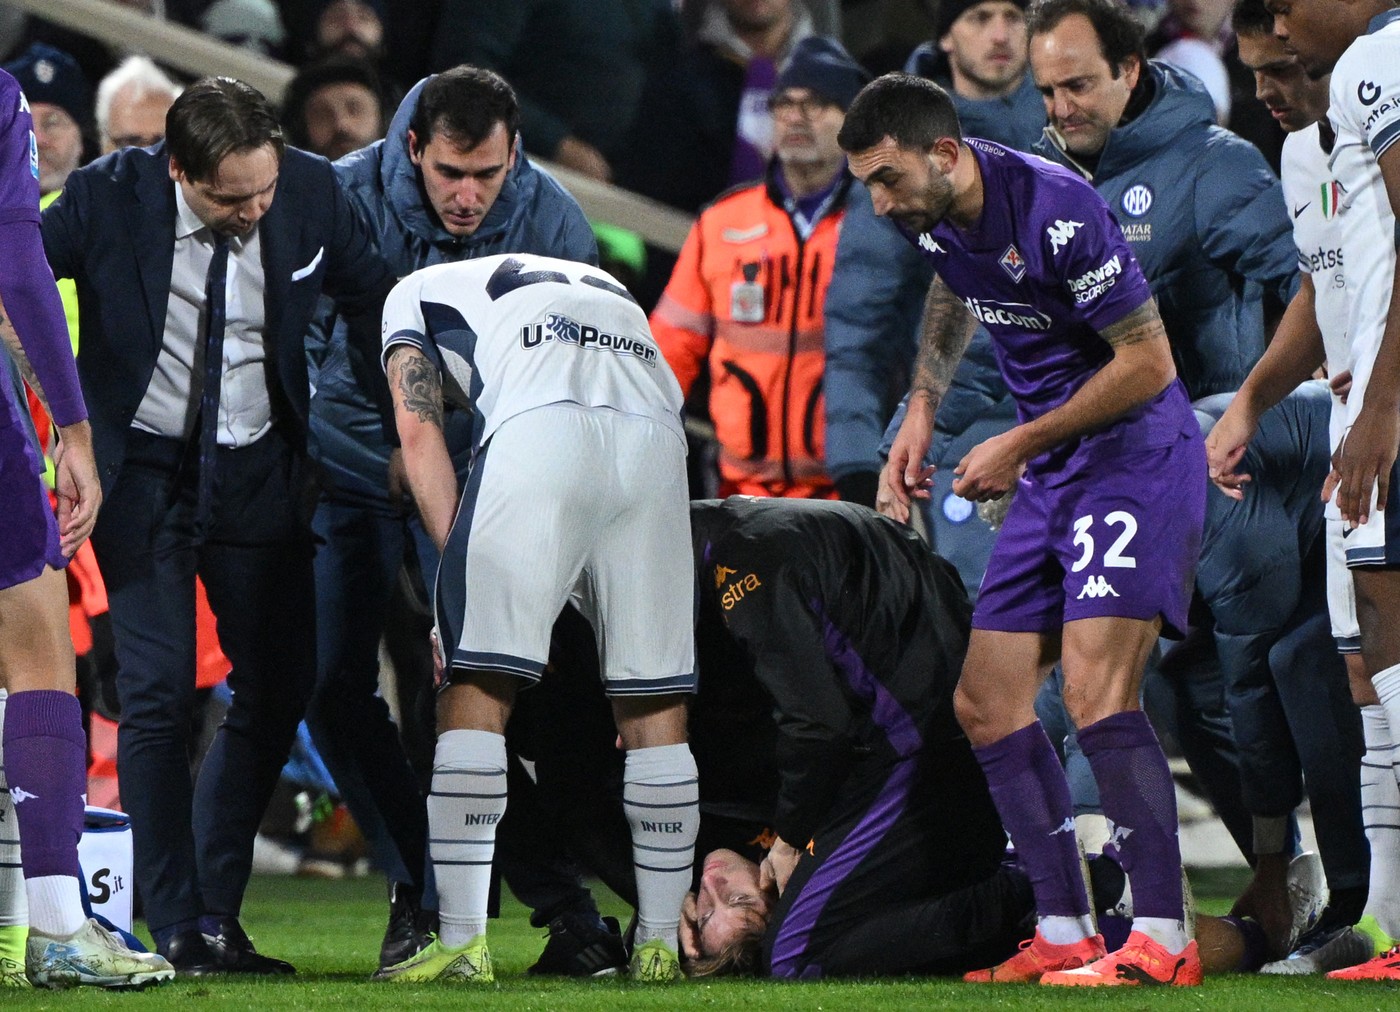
5, 868, 1397, 1009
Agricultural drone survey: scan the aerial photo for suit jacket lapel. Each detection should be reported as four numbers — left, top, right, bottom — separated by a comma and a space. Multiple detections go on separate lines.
128, 150, 176, 359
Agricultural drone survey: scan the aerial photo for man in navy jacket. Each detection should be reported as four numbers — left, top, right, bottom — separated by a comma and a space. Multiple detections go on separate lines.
303, 65, 605, 973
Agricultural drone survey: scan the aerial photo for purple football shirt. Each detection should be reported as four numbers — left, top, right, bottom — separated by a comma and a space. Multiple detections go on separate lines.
903, 139, 1195, 479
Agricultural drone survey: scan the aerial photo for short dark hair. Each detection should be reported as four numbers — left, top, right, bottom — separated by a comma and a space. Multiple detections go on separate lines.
1027, 0, 1147, 77
166, 77, 284, 181
1231, 0, 1274, 37
281, 55, 385, 150
408, 65, 519, 152
837, 73, 962, 154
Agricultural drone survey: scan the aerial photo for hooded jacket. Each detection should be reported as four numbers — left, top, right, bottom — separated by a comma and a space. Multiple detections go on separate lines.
307, 77, 598, 508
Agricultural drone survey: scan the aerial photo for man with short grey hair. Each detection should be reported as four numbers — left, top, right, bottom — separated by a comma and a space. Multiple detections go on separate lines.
95, 55, 180, 154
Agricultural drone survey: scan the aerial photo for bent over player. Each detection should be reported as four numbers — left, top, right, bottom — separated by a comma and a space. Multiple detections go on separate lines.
378, 254, 699, 983
840, 74, 1206, 986
0, 68, 172, 988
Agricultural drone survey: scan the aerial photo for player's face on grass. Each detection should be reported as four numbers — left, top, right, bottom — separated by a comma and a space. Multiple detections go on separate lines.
771, 87, 845, 169
409, 120, 516, 238
170, 143, 280, 238
1030, 13, 1140, 158
1235, 29, 1329, 132
941, 1, 1030, 97
848, 136, 957, 235
1264, 0, 1360, 79
680, 849, 774, 959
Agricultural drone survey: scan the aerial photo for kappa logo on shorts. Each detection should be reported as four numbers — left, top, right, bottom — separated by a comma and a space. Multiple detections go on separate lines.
1076, 575, 1119, 599
714, 565, 736, 588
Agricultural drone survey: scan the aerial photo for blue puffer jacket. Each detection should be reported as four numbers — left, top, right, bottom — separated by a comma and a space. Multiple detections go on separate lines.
823, 46, 1044, 483
307, 77, 599, 509
1034, 63, 1298, 399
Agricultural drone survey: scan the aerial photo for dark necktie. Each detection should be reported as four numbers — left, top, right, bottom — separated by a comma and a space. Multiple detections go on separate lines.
194, 234, 230, 539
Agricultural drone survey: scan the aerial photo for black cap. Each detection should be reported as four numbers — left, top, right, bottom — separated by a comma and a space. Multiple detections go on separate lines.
774, 36, 871, 112
4, 43, 92, 128
938, 0, 1029, 39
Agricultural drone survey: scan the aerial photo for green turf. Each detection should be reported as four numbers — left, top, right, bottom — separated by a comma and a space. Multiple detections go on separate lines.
4, 871, 1397, 1008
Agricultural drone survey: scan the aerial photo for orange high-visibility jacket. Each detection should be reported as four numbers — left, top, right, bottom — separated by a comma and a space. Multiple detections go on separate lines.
651, 172, 852, 499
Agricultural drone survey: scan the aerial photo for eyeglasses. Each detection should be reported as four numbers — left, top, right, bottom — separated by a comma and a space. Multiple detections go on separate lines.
108, 133, 164, 149
767, 93, 836, 118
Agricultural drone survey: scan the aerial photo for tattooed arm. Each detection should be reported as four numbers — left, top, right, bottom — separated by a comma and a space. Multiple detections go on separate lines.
0, 296, 49, 410
386, 344, 458, 552
877, 274, 978, 523
951, 297, 1177, 501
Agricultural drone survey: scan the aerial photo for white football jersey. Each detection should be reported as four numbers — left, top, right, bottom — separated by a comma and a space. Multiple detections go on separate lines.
1327, 11, 1400, 427
381, 254, 685, 450
1282, 123, 1349, 448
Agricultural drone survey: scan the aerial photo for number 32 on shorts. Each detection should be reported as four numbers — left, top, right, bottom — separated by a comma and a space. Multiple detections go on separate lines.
1070, 511, 1138, 572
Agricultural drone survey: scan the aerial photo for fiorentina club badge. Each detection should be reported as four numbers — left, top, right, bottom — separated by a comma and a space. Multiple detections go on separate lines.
999, 244, 1026, 282
731, 262, 765, 323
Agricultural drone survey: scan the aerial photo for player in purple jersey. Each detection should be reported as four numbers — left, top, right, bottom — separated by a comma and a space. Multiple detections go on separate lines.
0, 68, 173, 989
838, 73, 1206, 987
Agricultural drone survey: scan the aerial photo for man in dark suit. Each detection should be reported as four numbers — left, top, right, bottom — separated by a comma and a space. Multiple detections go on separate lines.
41, 76, 397, 975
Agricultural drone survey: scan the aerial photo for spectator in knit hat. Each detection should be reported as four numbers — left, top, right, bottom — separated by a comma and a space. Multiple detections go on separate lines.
3, 43, 91, 195
650, 36, 868, 501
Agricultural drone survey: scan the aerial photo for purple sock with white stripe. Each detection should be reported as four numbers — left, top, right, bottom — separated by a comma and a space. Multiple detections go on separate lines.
1078, 710, 1184, 921
973, 721, 1091, 918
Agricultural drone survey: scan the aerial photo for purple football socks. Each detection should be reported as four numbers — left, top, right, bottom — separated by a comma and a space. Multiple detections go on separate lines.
1078, 710, 1184, 921
3, 690, 85, 881
973, 721, 1091, 918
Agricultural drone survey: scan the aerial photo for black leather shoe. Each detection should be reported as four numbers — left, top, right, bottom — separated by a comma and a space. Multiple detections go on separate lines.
201, 916, 296, 975
379, 881, 436, 970
158, 929, 222, 977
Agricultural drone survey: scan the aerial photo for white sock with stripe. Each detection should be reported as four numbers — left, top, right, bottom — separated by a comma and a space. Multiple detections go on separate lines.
1361, 705, 1400, 937
624, 743, 699, 950
428, 729, 507, 949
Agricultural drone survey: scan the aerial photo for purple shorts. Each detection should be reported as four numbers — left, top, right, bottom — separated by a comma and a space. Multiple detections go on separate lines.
972, 432, 1205, 638
0, 414, 66, 592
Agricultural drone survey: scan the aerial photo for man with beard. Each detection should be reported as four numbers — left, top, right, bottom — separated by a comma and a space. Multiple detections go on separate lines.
824, 0, 1042, 520
842, 72, 1207, 986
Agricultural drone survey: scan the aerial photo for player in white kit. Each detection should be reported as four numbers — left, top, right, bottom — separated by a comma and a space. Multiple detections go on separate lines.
1213, 0, 1400, 981
377, 254, 699, 983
